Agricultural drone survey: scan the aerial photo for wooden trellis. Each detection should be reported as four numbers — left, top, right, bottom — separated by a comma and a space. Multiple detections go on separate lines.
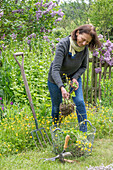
82, 55, 112, 104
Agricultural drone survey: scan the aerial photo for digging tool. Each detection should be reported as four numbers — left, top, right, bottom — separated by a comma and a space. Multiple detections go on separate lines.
39, 134, 79, 163
39, 135, 72, 162
13, 52, 52, 147
39, 152, 73, 162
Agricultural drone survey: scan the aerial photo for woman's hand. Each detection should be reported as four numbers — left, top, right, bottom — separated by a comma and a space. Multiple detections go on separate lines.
60, 86, 70, 99
71, 78, 79, 90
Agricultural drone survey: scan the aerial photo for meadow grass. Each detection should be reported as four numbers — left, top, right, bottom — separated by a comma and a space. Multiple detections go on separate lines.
0, 104, 113, 169
0, 137, 113, 170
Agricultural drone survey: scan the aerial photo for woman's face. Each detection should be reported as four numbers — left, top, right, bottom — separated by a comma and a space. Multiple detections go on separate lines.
76, 31, 92, 47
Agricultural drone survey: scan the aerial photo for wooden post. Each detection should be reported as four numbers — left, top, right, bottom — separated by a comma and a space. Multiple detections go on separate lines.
91, 56, 96, 104
94, 57, 98, 104
86, 55, 89, 102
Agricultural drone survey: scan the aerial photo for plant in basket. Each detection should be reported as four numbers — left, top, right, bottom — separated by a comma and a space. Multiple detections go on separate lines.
50, 121, 96, 157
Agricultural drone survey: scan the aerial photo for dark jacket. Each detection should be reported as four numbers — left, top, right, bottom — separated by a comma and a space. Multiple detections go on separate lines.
48, 36, 89, 88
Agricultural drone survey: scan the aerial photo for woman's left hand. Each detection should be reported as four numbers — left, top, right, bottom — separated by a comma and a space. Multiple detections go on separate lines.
71, 78, 79, 90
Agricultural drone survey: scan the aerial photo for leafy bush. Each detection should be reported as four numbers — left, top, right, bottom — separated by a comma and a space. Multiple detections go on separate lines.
0, 38, 54, 106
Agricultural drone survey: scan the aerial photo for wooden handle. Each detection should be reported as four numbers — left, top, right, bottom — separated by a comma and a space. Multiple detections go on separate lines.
64, 135, 70, 150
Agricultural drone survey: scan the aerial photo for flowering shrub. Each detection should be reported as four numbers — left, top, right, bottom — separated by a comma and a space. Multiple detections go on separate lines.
93, 35, 113, 73
0, 0, 64, 52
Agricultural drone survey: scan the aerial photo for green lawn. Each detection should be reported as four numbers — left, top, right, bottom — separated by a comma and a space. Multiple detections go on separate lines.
0, 137, 113, 170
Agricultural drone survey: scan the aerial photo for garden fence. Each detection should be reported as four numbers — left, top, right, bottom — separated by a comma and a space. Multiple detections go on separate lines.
82, 55, 113, 105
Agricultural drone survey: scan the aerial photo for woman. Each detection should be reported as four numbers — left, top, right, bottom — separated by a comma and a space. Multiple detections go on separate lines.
48, 24, 101, 132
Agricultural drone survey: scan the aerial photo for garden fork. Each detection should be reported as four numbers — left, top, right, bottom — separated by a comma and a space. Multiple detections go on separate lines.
13, 52, 52, 147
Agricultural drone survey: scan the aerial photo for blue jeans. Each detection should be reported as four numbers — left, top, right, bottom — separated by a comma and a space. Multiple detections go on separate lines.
48, 77, 87, 132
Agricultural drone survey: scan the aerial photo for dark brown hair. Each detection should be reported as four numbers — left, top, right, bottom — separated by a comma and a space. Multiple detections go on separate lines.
71, 24, 101, 50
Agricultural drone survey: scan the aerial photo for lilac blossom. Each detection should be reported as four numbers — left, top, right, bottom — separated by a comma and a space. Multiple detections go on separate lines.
52, 3, 57, 7
107, 47, 112, 52
95, 68, 102, 74
40, 0, 43, 6
43, 10, 49, 15
110, 43, 113, 49
28, 33, 36, 39
43, 36, 50, 42
12, 9, 24, 13
36, 10, 42, 20
42, 3, 48, 7
104, 57, 110, 63
100, 55, 104, 62
57, 0, 61, 4
104, 51, 110, 58
11, 33, 17, 39
58, 12, 64, 17
93, 50, 99, 57
27, 39, 31, 45
98, 34, 103, 39
58, 9, 62, 13
35, 2, 40, 6
94, 38, 113, 73
56, 38, 60, 41
55, 17, 62, 22
50, 11, 57, 17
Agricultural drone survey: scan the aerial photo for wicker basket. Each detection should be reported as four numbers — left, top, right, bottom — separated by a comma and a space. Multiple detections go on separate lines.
50, 120, 96, 157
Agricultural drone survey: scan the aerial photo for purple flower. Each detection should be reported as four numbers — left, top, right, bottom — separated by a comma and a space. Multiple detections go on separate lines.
95, 67, 102, 73
104, 57, 110, 63
27, 39, 31, 44
40, 0, 43, 6
43, 10, 49, 15
36, 10, 42, 19
110, 43, 113, 50
56, 38, 60, 41
58, 9, 62, 13
93, 50, 99, 57
10, 101, 13, 105
58, 12, 64, 17
100, 55, 104, 61
43, 36, 48, 40
0, 97, 2, 100
55, 17, 62, 22
35, 2, 40, 6
28, 33, 36, 39
12, 9, 24, 13
1, 34, 5, 40
57, 0, 61, 4
11, 33, 17, 39
104, 51, 110, 58
107, 47, 112, 52
43, 3, 47, 7
50, 11, 57, 17
48, 1, 53, 6
2, 107, 4, 111
104, 40, 112, 47
36, 10, 42, 14
98, 34, 103, 39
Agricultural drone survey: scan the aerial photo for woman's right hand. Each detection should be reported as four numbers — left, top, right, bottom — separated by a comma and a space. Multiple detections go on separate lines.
60, 86, 70, 100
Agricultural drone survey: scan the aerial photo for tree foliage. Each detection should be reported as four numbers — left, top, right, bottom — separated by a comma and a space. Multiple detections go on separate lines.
59, 0, 93, 28
89, 0, 113, 39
